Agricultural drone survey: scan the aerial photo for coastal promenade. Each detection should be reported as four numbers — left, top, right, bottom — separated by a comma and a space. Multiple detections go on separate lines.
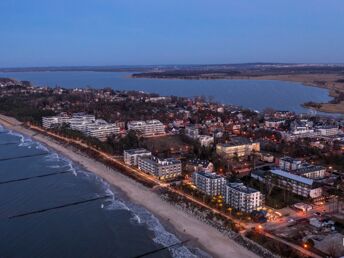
0, 114, 323, 258
0, 114, 259, 258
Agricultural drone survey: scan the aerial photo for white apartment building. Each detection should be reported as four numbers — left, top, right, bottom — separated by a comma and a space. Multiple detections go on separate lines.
185, 125, 199, 139
270, 169, 322, 198
124, 148, 152, 166
264, 119, 285, 129
279, 156, 302, 171
192, 171, 226, 196
127, 120, 165, 137
198, 135, 214, 147
224, 182, 263, 213
42, 114, 71, 128
216, 137, 260, 158
42, 113, 120, 141
293, 165, 326, 179
85, 119, 120, 141
316, 126, 340, 137
69, 113, 96, 132
145, 120, 165, 136
138, 156, 181, 180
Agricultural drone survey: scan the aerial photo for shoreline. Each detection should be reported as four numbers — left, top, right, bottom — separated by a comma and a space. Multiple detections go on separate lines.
0, 115, 259, 258
130, 74, 344, 115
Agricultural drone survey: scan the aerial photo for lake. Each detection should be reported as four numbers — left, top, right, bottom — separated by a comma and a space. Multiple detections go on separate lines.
0, 71, 333, 114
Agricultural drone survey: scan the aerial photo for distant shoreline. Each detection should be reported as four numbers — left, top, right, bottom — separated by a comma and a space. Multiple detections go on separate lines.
1, 69, 343, 115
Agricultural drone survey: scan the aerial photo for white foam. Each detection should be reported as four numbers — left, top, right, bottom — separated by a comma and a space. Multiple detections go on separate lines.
127, 204, 200, 258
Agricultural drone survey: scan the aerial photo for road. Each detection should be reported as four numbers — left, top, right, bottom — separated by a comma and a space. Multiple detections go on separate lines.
0, 116, 323, 258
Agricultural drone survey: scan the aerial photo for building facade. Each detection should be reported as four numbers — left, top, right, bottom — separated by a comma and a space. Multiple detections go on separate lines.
128, 120, 165, 137
192, 171, 225, 196
138, 156, 182, 180
124, 148, 152, 166
269, 169, 322, 198
216, 138, 260, 158
224, 182, 263, 213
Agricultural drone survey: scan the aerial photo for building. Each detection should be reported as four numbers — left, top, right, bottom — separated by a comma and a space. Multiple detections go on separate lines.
42, 114, 70, 128
138, 156, 182, 180
293, 165, 326, 179
127, 120, 165, 137
198, 135, 214, 147
124, 148, 152, 166
269, 169, 322, 198
185, 125, 199, 139
69, 113, 96, 132
224, 182, 263, 213
278, 156, 302, 171
42, 116, 60, 128
145, 120, 165, 136
192, 171, 226, 196
316, 126, 340, 137
216, 137, 260, 158
264, 119, 285, 129
85, 119, 120, 141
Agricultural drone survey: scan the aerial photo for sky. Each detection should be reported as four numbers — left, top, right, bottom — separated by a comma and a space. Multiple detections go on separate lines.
1, 0, 344, 67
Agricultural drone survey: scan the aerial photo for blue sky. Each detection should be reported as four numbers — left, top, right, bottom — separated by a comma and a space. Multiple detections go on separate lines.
1, 0, 343, 67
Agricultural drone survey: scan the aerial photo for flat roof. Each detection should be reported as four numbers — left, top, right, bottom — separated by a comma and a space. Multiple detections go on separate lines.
227, 182, 259, 194
125, 148, 151, 155
196, 171, 224, 180
271, 169, 314, 185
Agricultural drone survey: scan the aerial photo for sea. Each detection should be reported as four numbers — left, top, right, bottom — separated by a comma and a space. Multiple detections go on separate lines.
0, 125, 209, 258
0, 71, 336, 114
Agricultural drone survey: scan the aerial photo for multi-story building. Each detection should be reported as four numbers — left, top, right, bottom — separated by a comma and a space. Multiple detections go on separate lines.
264, 119, 285, 129
224, 182, 263, 213
198, 135, 214, 147
315, 126, 340, 137
85, 119, 120, 141
185, 125, 199, 139
216, 137, 260, 158
124, 148, 152, 166
192, 171, 226, 196
42, 114, 70, 128
145, 120, 165, 136
293, 165, 326, 179
42, 116, 60, 128
278, 156, 302, 171
69, 113, 96, 132
138, 156, 182, 180
268, 169, 322, 198
127, 120, 165, 137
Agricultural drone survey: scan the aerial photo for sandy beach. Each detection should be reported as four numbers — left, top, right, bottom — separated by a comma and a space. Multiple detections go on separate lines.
0, 114, 259, 258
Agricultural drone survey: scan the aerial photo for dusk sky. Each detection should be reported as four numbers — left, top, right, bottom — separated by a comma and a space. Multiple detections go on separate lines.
1, 0, 344, 67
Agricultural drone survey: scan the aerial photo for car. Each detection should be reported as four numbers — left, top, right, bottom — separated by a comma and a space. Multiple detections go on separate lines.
288, 218, 295, 223
313, 212, 321, 216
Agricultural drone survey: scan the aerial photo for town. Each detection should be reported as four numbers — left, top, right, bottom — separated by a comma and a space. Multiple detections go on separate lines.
1, 78, 344, 257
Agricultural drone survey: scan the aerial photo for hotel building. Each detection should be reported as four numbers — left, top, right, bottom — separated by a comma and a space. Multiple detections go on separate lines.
124, 148, 152, 166
127, 120, 165, 137
224, 182, 263, 213
138, 156, 182, 180
192, 171, 226, 196
85, 119, 120, 141
268, 169, 322, 198
216, 137, 260, 158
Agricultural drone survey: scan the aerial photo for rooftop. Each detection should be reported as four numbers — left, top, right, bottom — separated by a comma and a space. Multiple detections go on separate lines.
227, 182, 259, 194
125, 148, 151, 155
196, 171, 224, 180
271, 169, 314, 186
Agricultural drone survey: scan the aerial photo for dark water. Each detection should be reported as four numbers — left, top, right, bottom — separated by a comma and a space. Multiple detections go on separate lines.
0, 126, 207, 258
0, 71, 333, 113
